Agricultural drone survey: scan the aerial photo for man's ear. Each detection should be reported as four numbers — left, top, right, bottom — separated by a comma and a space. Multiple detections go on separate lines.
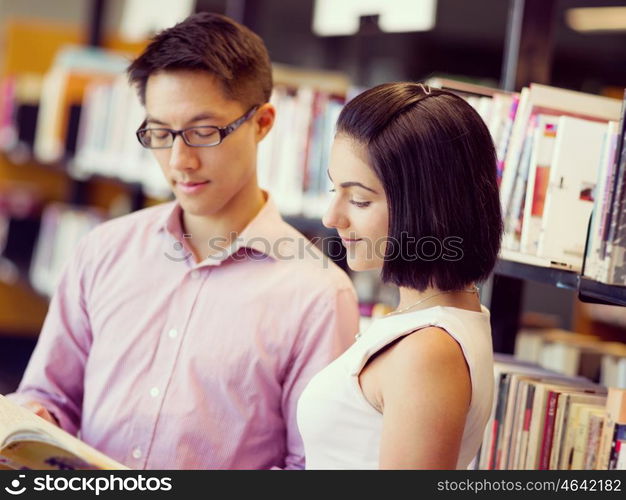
254, 103, 275, 142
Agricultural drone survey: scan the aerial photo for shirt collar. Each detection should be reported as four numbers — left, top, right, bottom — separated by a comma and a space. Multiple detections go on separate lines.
157, 192, 298, 265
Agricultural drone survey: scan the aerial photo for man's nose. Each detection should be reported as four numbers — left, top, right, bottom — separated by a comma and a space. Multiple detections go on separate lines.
169, 135, 201, 171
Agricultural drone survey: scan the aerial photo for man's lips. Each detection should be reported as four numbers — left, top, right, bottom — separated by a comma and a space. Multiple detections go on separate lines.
176, 180, 210, 186
176, 180, 211, 193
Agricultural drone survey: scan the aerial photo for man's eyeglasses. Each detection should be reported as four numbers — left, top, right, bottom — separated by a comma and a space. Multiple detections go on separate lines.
136, 106, 259, 149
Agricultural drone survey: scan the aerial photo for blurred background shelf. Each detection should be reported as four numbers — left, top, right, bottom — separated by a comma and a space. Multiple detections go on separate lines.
579, 277, 626, 307
494, 255, 579, 290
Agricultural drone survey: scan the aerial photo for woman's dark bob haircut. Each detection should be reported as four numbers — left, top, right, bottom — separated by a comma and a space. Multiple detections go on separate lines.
336, 82, 503, 292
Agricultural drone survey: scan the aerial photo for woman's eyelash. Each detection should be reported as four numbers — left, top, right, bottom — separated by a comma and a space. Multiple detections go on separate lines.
350, 200, 371, 208
328, 188, 370, 208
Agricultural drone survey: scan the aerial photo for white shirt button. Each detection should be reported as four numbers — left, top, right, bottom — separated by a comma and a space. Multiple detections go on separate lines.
150, 387, 160, 398
168, 328, 178, 339
190, 270, 200, 279
132, 448, 142, 459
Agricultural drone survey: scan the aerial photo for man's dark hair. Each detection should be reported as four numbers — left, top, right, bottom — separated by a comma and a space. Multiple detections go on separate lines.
127, 12, 272, 108
336, 82, 503, 292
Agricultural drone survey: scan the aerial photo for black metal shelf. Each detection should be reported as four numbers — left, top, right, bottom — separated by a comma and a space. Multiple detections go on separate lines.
578, 277, 626, 307
492, 257, 626, 308
494, 258, 579, 290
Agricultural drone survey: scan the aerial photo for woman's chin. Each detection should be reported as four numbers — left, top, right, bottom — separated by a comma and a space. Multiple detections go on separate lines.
346, 257, 383, 272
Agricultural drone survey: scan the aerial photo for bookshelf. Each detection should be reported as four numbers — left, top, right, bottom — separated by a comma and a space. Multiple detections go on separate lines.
0, 15, 155, 336
3, 2, 625, 343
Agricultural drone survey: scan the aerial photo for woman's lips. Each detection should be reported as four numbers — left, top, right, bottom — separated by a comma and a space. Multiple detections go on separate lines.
340, 237, 363, 246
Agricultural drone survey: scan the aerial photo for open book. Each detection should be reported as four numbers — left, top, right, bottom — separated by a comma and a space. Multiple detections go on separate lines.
0, 395, 128, 470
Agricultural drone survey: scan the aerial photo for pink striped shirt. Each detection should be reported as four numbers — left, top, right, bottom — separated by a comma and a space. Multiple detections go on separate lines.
8, 195, 359, 469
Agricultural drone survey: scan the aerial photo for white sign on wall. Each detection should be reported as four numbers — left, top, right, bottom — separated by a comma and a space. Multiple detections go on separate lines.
119, 0, 196, 42
313, 0, 437, 36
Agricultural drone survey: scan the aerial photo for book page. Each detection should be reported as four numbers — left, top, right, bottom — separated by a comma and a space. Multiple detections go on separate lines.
0, 395, 128, 470
3, 439, 102, 470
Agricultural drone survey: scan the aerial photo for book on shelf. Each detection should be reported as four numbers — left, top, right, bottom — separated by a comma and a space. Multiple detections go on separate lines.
502, 113, 537, 251
257, 78, 348, 218
519, 115, 559, 255
487, 93, 516, 166
0, 44, 172, 200
0, 395, 127, 470
536, 116, 610, 271
29, 203, 104, 297
603, 91, 626, 286
499, 85, 621, 271
556, 395, 607, 470
435, 79, 626, 283
72, 74, 170, 199
475, 354, 623, 470
584, 120, 620, 281
596, 387, 626, 470
494, 93, 521, 186
499, 83, 621, 223
477, 353, 598, 470
0, 73, 43, 158
33, 46, 129, 165
571, 405, 606, 470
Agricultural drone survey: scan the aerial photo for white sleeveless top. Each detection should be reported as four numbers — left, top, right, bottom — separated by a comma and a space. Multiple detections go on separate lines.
297, 305, 494, 469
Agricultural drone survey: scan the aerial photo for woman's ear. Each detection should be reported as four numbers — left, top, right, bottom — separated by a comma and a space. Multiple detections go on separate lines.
254, 102, 276, 142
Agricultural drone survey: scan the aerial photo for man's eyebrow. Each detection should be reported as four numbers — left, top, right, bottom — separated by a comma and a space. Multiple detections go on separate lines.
145, 116, 168, 126
145, 112, 222, 126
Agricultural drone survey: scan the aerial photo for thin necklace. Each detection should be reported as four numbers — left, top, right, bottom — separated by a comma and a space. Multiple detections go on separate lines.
353, 284, 480, 341
385, 284, 480, 317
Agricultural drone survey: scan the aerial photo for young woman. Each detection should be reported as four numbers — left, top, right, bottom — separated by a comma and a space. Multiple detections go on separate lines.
297, 82, 503, 469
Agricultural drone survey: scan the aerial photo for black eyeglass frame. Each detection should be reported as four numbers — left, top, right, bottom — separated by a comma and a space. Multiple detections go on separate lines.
135, 105, 259, 149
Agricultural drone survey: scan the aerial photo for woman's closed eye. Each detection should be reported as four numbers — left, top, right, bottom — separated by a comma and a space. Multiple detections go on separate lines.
329, 188, 371, 208
349, 199, 371, 208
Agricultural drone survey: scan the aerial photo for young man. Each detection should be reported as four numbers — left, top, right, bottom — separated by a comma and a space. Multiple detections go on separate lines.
8, 13, 359, 469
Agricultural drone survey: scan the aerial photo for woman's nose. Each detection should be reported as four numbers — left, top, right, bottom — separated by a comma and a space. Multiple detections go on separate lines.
323, 199, 349, 229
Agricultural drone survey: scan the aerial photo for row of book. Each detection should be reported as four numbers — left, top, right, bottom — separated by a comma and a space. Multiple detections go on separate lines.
28, 203, 104, 297
0, 46, 171, 199
445, 79, 625, 285
4, 44, 626, 285
257, 86, 344, 217
0, 186, 105, 297
476, 353, 626, 470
